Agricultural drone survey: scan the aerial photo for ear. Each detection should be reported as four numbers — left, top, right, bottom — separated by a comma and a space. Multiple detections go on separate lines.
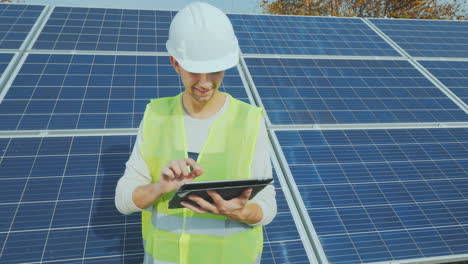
169, 56, 180, 74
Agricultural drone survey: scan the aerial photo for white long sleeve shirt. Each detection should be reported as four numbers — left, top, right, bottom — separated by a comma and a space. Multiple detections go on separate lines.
115, 96, 277, 226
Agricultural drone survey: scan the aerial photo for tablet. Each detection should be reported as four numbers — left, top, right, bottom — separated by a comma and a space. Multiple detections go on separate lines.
168, 178, 274, 209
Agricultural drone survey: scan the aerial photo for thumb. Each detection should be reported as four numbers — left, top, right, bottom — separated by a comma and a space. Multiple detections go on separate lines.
241, 188, 253, 200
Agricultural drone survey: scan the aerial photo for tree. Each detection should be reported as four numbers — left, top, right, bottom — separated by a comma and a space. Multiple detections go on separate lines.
260, 0, 468, 20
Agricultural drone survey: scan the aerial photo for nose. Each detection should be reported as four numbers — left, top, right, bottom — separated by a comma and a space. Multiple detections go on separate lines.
197, 73, 212, 89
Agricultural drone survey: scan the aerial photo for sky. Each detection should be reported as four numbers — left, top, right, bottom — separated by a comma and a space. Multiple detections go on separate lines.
18, 0, 264, 14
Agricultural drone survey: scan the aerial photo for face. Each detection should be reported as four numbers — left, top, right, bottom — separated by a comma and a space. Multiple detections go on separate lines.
170, 57, 224, 104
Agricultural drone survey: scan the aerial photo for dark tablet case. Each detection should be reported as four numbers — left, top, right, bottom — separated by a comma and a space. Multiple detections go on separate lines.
168, 178, 274, 209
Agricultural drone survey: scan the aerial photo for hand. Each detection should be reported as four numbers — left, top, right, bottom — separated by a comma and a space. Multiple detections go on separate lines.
181, 188, 253, 222
158, 158, 203, 194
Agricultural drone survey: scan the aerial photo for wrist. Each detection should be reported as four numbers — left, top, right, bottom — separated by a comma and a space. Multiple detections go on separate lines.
152, 182, 164, 196
225, 206, 249, 223
238, 204, 262, 225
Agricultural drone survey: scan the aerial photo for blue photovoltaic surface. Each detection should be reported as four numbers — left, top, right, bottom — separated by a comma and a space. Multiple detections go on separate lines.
420, 60, 468, 106
275, 128, 468, 264
0, 53, 13, 74
371, 19, 468, 58
0, 4, 44, 49
0, 135, 143, 264
229, 14, 399, 56
33, 6, 174, 52
245, 57, 468, 125
0, 53, 249, 131
0, 136, 310, 264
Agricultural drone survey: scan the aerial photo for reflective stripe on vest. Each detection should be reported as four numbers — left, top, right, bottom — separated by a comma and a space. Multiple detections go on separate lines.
140, 93, 264, 264
151, 206, 253, 236
151, 202, 253, 236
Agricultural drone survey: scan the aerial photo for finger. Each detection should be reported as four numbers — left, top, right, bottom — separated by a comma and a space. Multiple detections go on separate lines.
186, 158, 203, 172
178, 160, 189, 178
189, 195, 220, 215
192, 167, 204, 176
207, 190, 225, 205
181, 201, 208, 214
169, 161, 181, 177
161, 167, 175, 179
187, 168, 204, 181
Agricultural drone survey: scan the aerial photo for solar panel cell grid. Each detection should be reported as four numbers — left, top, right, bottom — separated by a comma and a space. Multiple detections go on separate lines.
371, 19, 468, 58
420, 60, 468, 106
246, 57, 468, 125
34, 7, 175, 52
275, 128, 468, 264
0, 54, 249, 131
0, 4, 44, 49
229, 14, 400, 56
0, 136, 310, 264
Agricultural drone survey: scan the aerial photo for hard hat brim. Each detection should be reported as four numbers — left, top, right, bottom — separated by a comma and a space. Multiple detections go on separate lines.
167, 44, 240, 74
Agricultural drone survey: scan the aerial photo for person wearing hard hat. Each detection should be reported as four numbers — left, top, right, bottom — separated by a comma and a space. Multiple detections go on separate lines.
115, 2, 277, 264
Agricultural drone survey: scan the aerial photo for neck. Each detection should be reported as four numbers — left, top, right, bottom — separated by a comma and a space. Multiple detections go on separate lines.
182, 91, 227, 119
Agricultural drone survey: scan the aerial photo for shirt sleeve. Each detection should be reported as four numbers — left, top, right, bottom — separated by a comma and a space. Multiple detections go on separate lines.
115, 121, 152, 215
248, 117, 277, 226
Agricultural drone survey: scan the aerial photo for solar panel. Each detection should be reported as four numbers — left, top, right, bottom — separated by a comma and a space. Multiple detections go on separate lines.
0, 135, 141, 263
229, 14, 400, 56
245, 57, 468, 125
0, 135, 311, 264
274, 127, 468, 264
0, 54, 249, 131
33, 7, 175, 52
0, 4, 44, 50
420, 60, 468, 106
370, 19, 468, 58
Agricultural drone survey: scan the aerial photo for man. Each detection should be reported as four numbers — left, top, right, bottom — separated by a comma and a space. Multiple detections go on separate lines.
115, 2, 276, 264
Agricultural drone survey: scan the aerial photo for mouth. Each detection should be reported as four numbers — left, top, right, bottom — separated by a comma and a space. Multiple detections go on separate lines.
194, 88, 212, 95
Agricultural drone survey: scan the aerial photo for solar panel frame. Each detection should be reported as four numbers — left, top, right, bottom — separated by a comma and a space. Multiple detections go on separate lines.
0, 52, 18, 101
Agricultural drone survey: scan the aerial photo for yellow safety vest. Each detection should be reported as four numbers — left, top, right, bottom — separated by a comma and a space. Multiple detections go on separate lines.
140, 92, 264, 264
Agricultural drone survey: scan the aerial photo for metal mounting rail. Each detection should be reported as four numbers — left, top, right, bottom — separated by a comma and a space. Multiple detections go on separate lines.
0, 128, 138, 138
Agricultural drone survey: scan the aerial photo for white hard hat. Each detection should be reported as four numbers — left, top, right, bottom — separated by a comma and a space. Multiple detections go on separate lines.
166, 2, 240, 73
